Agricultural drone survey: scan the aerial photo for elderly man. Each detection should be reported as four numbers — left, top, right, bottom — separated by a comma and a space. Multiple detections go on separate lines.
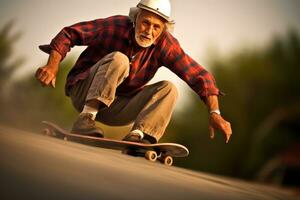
35, 0, 232, 144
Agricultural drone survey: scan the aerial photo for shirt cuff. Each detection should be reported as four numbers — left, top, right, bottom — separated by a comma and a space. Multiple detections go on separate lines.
199, 88, 225, 102
39, 44, 51, 54
38, 43, 66, 59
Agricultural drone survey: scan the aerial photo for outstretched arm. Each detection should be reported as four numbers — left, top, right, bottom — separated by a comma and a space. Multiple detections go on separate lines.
35, 50, 62, 88
159, 32, 232, 142
205, 95, 232, 143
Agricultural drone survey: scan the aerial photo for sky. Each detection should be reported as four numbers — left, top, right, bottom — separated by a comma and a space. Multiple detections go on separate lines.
1, 0, 300, 109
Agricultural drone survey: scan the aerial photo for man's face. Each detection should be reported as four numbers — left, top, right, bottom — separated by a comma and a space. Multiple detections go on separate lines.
135, 10, 165, 48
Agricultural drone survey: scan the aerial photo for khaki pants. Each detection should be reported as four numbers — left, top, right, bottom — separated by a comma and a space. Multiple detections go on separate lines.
69, 52, 178, 141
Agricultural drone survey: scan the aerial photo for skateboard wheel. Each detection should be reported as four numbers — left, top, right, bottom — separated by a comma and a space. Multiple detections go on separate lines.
145, 150, 157, 162
163, 156, 173, 166
42, 128, 54, 136
42, 128, 50, 135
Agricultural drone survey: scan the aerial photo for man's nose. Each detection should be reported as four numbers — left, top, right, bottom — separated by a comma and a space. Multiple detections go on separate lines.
145, 25, 153, 35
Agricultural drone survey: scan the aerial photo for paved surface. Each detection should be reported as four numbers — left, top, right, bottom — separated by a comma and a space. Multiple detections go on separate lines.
0, 125, 298, 200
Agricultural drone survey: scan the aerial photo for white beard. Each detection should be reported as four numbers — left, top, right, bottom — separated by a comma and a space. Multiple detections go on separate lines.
135, 32, 153, 48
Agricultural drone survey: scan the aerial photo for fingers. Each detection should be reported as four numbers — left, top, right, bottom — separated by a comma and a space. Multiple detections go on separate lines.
35, 68, 46, 80
210, 123, 231, 143
225, 134, 231, 143
209, 125, 215, 139
209, 114, 232, 144
35, 67, 56, 87
224, 130, 231, 143
51, 78, 56, 88
44, 75, 54, 86
223, 121, 232, 144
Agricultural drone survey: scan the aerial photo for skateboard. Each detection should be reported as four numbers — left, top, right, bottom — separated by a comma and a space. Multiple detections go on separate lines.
42, 121, 189, 166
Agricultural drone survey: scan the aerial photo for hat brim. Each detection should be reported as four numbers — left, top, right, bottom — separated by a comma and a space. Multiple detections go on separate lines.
135, 5, 174, 23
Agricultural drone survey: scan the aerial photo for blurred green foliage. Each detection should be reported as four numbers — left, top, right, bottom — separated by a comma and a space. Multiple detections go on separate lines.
0, 21, 23, 118
0, 21, 78, 131
0, 21, 299, 182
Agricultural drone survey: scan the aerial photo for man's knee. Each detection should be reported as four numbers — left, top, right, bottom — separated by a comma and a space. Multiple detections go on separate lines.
159, 81, 179, 100
111, 51, 130, 72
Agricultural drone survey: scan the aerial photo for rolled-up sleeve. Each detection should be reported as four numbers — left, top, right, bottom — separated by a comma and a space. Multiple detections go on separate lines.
39, 18, 107, 59
160, 33, 223, 101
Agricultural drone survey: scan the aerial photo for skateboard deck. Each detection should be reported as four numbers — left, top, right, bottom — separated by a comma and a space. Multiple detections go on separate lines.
42, 121, 189, 166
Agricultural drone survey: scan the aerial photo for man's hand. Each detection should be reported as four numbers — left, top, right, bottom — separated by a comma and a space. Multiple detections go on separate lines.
209, 113, 232, 143
35, 65, 58, 88
205, 95, 232, 143
35, 50, 61, 88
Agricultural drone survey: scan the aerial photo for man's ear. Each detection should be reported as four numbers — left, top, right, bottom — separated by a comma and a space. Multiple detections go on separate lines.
135, 11, 141, 27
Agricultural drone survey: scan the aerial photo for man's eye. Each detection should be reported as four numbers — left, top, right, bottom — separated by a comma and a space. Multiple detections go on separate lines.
142, 21, 150, 26
154, 25, 161, 30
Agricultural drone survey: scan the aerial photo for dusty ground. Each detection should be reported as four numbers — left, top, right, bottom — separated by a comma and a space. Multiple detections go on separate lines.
0, 125, 298, 200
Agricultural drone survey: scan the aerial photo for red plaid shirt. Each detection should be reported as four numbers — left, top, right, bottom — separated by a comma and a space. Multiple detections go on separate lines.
39, 15, 221, 100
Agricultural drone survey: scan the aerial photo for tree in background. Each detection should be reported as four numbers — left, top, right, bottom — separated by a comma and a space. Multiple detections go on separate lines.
0, 21, 78, 130
0, 21, 23, 123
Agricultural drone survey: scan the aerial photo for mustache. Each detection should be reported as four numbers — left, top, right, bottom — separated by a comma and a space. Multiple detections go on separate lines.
140, 33, 152, 39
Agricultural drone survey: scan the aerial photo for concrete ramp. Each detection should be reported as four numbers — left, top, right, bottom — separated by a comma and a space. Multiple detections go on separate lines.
0, 125, 298, 200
